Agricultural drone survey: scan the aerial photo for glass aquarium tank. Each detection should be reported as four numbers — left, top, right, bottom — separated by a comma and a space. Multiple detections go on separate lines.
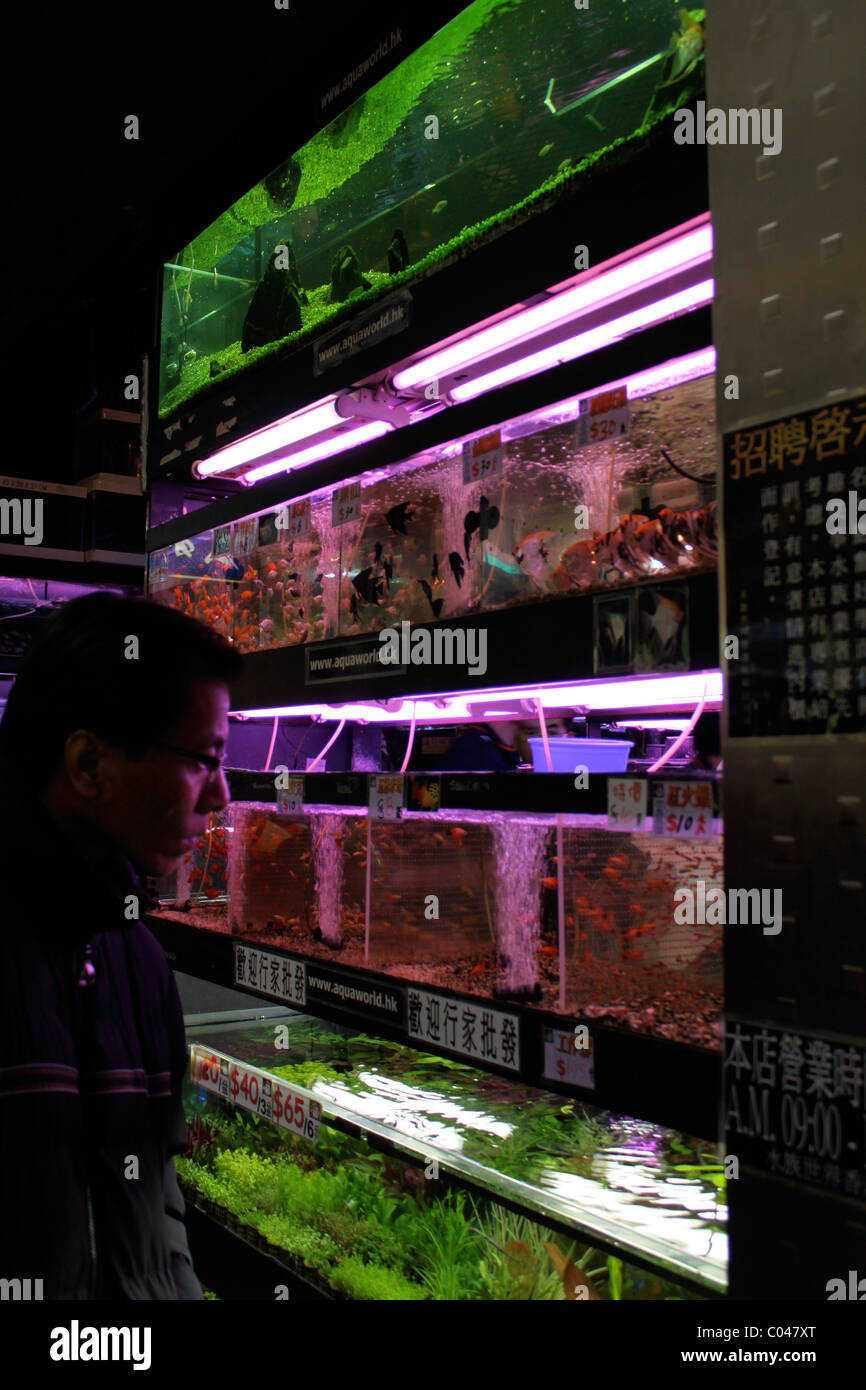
149, 370, 717, 649
152, 798, 724, 1051
158, 0, 708, 417
180, 1013, 725, 1299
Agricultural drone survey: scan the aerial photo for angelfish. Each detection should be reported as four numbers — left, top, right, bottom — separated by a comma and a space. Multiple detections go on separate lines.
658, 10, 705, 88
512, 530, 555, 583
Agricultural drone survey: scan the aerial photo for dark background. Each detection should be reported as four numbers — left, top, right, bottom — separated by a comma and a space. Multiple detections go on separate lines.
0, 1, 464, 480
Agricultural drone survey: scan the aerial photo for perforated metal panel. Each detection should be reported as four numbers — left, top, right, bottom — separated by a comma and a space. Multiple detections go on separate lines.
709, 1, 866, 1298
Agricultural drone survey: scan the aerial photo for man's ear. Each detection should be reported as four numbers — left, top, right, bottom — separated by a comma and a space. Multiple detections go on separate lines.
64, 730, 108, 799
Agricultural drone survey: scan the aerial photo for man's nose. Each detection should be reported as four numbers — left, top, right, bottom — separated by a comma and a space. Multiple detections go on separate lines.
201, 767, 231, 813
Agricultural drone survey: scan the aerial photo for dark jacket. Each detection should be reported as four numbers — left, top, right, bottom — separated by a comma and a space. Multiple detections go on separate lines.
0, 791, 201, 1300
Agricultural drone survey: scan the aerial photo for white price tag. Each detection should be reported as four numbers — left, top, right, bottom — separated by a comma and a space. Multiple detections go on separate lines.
233, 519, 258, 556
576, 387, 629, 447
462, 430, 503, 485
369, 774, 404, 821
190, 1046, 320, 1145
276, 499, 311, 539
277, 775, 305, 814
607, 777, 647, 829
332, 482, 361, 527
541, 1027, 595, 1090
652, 780, 715, 837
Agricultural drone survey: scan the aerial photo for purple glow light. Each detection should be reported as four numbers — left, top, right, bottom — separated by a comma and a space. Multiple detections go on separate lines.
242, 421, 390, 483
451, 281, 714, 403
233, 671, 723, 721
392, 222, 713, 392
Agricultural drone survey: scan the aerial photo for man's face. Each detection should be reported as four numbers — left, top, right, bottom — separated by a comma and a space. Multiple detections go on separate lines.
98, 679, 231, 876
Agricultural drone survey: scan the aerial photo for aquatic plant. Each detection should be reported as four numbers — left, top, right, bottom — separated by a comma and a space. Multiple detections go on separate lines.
329, 1258, 426, 1302
416, 1194, 483, 1301
185, 1115, 217, 1163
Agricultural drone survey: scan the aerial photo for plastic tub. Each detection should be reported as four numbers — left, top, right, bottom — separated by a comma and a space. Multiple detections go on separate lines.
527, 737, 634, 774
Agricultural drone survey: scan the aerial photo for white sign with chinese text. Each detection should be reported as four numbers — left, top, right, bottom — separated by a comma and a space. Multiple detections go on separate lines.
332, 482, 361, 527
370, 774, 404, 821
541, 1027, 595, 1090
607, 777, 648, 829
462, 431, 503, 485
652, 780, 716, 837
407, 987, 520, 1071
233, 943, 307, 1006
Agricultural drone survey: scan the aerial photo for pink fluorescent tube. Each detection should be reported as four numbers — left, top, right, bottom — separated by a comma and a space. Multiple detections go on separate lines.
451, 280, 714, 403
196, 398, 344, 478
392, 222, 713, 392
234, 671, 723, 721
242, 420, 390, 483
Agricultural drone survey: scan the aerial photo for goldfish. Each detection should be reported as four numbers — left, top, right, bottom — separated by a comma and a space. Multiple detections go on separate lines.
449, 827, 467, 843
623, 948, 645, 961
645, 877, 668, 893
602, 866, 621, 883
539, 944, 558, 957
470, 960, 489, 975
540, 876, 558, 890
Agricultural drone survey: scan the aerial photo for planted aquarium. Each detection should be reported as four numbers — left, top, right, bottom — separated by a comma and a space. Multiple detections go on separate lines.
158, 0, 708, 417
153, 799, 723, 1050
180, 1013, 725, 1299
149, 370, 717, 651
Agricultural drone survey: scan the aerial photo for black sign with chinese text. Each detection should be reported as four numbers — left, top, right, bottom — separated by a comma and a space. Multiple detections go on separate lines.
724, 397, 866, 736
725, 1019, 866, 1201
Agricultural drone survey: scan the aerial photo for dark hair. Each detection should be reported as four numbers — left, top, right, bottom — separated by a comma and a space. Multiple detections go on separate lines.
0, 594, 244, 789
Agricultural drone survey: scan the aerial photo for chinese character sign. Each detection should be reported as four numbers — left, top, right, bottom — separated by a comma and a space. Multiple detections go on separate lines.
724, 396, 866, 736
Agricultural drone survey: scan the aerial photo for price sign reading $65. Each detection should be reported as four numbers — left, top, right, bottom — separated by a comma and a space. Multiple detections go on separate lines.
190, 1046, 321, 1144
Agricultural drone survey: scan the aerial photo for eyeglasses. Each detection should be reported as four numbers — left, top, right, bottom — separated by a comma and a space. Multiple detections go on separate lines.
155, 742, 229, 777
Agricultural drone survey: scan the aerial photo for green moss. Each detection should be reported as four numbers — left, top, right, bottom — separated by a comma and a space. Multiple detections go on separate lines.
159, 103, 692, 421
329, 1257, 427, 1302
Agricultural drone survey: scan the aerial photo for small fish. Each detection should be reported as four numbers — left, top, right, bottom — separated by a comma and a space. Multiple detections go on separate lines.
432, 199, 448, 215
538, 142, 554, 158
463, 496, 500, 560
374, 540, 383, 567
539, 876, 558, 890
385, 501, 414, 535
658, 9, 705, 88
470, 961, 489, 976
352, 567, 386, 605
432, 553, 440, 581
539, 944, 558, 957
449, 826, 467, 843
383, 554, 393, 585
418, 579, 444, 619
349, 591, 359, 621
557, 157, 574, 173
645, 877, 668, 893
448, 551, 465, 587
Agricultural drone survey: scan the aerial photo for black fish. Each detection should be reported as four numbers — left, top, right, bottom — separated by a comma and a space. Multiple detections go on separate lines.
463, 496, 500, 560
432, 553, 440, 581
448, 552, 465, 587
350, 591, 359, 621
383, 555, 393, 585
418, 579, 444, 619
385, 501, 414, 535
374, 540, 383, 567
352, 566, 386, 605
387, 229, 409, 275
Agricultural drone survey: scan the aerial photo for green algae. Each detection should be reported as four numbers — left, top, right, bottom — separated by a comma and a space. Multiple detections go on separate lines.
159, 104, 691, 422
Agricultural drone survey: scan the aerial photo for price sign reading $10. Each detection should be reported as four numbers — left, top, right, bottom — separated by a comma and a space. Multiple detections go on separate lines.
277, 775, 304, 814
